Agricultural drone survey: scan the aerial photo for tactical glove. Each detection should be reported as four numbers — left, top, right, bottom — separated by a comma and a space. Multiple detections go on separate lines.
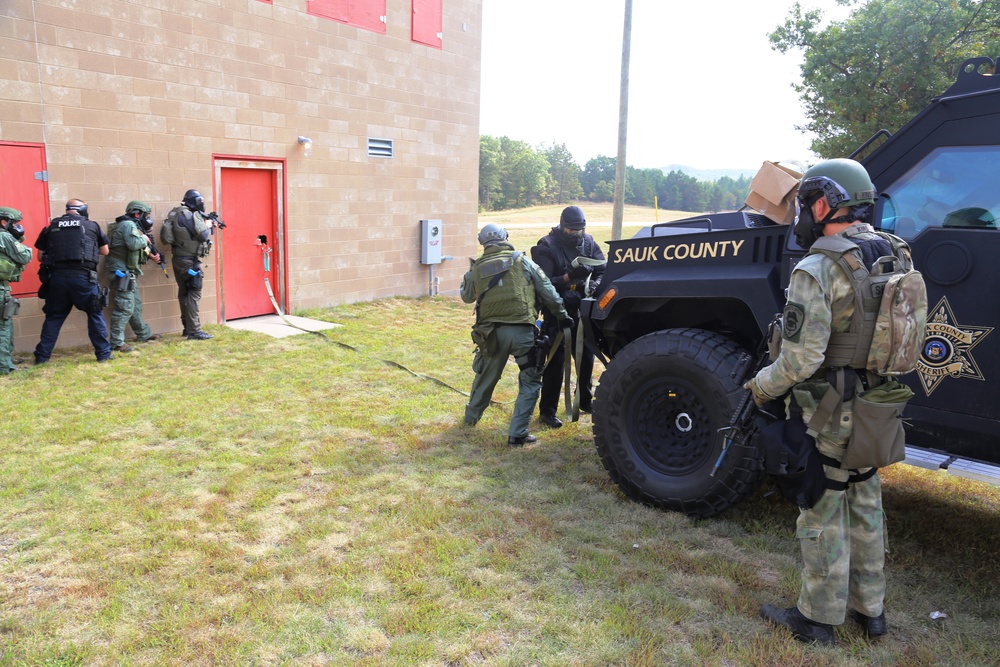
559, 318, 575, 331
744, 377, 775, 408
569, 264, 593, 281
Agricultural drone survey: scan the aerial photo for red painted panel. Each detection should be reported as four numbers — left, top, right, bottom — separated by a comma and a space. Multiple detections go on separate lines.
412, 0, 442, 48
0, 143, 51, 297
308, 0, 385, 33
352, 0, 386, 33
219, 167, 278, 320
308, 0, 350, 23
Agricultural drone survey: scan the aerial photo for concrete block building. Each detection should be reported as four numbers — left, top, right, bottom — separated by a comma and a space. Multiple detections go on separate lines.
0, 0, 482, 352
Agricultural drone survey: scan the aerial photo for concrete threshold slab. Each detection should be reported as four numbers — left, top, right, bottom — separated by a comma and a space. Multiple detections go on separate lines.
224, 314, 341, 339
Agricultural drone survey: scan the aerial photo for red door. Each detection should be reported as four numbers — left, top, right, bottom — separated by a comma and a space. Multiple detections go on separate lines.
218, 167, 280, 320
0, 143, 51, 297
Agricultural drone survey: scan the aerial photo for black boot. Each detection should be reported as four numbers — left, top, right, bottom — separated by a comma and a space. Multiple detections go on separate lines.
760, 605, 835, 645
849, 609, 887, 638
539, 413, 563, 429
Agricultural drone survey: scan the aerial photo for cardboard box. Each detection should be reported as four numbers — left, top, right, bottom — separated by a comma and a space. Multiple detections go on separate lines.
745, 161, 803, 225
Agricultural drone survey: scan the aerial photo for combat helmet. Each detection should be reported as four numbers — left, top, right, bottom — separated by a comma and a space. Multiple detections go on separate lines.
478, 223, 508, 246
798, 158, 876, 210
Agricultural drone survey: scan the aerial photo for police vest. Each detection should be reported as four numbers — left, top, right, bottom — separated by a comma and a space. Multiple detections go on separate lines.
107, 216, 145, 271
42, 215, 100, 270
808, 229, 915, 371
472, 246, 536, 325
164, 207, 209, 257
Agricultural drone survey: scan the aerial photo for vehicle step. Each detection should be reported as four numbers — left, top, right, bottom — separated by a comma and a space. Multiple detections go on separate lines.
904, 446, 1000, 486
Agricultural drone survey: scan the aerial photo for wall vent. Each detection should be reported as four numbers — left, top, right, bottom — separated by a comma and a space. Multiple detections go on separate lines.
368, 138, 393, 158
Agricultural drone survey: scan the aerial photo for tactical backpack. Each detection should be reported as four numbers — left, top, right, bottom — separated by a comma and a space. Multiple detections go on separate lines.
810, 231, 928, 376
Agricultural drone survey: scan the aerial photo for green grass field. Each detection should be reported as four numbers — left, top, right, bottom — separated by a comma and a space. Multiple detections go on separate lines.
1, 214, 999, 664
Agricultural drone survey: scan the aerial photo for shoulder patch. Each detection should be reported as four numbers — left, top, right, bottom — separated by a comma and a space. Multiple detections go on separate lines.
782, 302, 806, 342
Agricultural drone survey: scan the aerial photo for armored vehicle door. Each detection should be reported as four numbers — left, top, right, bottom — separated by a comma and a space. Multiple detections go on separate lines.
874, 146, 1000, 462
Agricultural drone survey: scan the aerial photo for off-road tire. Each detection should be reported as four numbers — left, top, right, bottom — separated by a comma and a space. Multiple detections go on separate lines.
593, 328, 764, 518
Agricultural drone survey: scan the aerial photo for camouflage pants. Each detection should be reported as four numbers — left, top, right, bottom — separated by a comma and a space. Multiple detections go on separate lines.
794, 392, 887, 625
465, 324, 541, 438
0, 284, 14, 374
109, 272, 152, 347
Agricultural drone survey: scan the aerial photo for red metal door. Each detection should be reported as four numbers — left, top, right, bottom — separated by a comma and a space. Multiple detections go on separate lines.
0, 143, 51, 297
219, 167, 279, 320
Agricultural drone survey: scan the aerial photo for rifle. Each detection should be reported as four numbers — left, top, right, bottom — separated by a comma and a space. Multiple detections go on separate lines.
712, 328, 779, 477
205, 211, 227, 232
144, 233, 170, 279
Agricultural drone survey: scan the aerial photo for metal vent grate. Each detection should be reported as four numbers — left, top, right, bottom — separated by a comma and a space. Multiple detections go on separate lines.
368, 137, 393, 158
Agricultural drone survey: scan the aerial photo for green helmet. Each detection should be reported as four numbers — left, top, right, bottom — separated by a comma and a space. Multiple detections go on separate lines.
125, 200, 152, 215
798, 158, 876, 209
0, 206, 23, 223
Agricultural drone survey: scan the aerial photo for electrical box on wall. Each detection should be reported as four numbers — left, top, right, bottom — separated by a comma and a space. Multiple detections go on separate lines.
420, 219, 443, 265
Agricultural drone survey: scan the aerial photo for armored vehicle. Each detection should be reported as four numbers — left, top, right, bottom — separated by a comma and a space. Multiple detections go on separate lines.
582, 56, 1000, 518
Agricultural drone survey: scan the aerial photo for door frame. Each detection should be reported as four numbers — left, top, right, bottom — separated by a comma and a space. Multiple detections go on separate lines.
212, 156, 287, 322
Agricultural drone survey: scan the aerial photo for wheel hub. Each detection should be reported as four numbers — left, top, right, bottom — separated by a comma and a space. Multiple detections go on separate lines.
630, 383, 713, 474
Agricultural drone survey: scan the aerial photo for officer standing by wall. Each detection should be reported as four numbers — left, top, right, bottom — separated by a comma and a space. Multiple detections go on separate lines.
0, 207, 33, 374
530, 205, 606, 427
33, 199, 113, 363
747, 159, 895, 645
462, 224, 571, 446
161, 189, 213, 340
106, 201, 163, 352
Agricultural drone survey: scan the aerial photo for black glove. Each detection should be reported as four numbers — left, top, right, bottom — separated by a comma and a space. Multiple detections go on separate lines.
560, 318, 575, 331
569, 264, 593, 281
562, 290, 582, 311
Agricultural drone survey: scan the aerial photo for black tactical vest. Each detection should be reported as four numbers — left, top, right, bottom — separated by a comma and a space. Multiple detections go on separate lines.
42, 215, 100, 270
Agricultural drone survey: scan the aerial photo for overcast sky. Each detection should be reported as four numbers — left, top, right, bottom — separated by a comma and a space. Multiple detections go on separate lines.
479, 0, 853, 172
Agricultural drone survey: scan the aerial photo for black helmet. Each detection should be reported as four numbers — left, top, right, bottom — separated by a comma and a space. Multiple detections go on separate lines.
183, 189, 205, 212
560, 205, 586, 230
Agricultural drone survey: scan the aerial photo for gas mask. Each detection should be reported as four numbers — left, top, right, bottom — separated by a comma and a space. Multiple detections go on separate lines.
793, 195, 825, 249
137, 215, 154, 233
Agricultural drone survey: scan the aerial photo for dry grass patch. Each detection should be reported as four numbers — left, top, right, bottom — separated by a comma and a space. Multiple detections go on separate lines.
0, 299, 997, 666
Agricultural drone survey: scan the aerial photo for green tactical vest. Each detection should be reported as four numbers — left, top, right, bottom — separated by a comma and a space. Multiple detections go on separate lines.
808, 230, 913, 370
472, 246, 536, 325
164, 207, 209, 257
107, 219, 145, 271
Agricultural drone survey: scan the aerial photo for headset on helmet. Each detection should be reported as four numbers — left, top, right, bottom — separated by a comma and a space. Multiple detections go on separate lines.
560, 205, 586, 230
183, 189, 206, 213
478, 223, 508, 246
66, 201, 89, 218
793, 158, 876, 248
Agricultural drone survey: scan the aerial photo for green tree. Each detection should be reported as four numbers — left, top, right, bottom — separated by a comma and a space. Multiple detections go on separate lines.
541, 143, 583, 204
581, 155, 617, 201
479, 135, 503, 211
498, 136, 549, 209
771, 0, 1000, 158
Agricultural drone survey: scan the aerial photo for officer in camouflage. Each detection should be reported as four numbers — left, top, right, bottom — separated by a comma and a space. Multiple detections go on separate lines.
106, 201, 162, 352
461, 224, 571, 446
0, 207, 33, 374
747, 159, 892, 645
161, 189, 213, 340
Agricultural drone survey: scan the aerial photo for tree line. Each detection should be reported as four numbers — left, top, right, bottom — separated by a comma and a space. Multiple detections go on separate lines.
479, 135, 752, 213
481, 1, 1000, 213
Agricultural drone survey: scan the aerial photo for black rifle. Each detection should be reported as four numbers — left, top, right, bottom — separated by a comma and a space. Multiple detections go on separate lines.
144, 233, 170, 279
205, 211, 227, 231
712, 334, 777, 477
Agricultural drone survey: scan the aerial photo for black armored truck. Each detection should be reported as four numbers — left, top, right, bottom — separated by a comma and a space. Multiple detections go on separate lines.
582, 56, 1000, 518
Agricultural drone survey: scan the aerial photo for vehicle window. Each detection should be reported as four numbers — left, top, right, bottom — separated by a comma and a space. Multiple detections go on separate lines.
878, 146, 1000, 238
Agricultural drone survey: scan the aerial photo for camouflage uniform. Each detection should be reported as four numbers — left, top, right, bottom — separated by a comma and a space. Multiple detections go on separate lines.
106, 214, 154, 347
754, 223, 887, 626
0, 229, 33, 374
460, 242, 569, 439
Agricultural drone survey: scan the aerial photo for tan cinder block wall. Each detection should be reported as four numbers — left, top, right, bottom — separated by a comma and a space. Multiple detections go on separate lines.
1, 0, 482, 354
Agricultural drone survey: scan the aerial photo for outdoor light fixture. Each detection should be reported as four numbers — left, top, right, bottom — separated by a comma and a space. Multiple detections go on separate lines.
298, 136, 313, 157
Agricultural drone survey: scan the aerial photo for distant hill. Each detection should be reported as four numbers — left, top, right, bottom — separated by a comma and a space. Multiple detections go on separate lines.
660, 164, 759, 181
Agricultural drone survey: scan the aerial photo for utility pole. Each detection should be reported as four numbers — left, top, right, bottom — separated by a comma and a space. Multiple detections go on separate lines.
611, 0, 632, 242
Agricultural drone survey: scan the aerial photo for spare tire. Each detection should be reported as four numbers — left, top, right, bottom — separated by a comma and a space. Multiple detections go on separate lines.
593, 328, 764, 518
